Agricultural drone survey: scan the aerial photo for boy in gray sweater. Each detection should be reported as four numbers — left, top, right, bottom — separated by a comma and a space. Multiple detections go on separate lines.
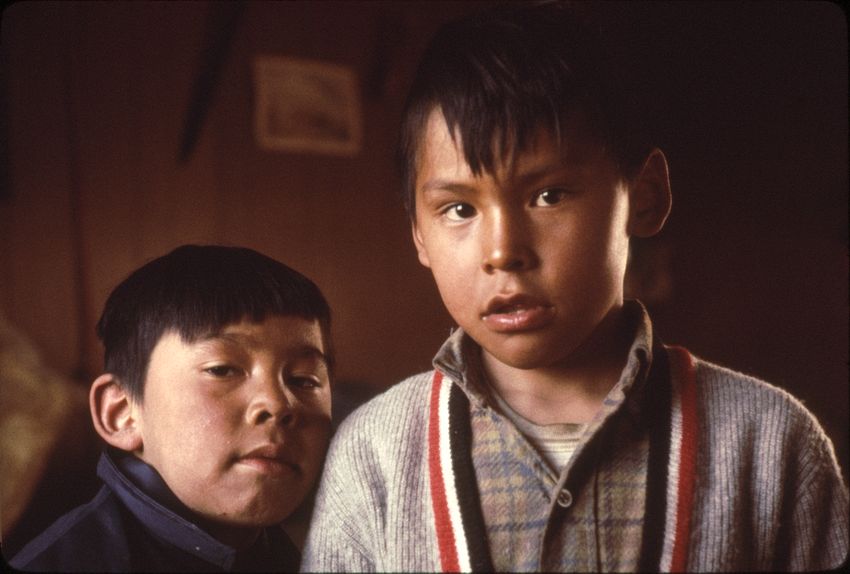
302, 3, 849, 571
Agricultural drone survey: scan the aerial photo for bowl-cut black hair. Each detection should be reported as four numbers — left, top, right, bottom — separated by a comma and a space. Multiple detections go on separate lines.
96, 244, 333, 400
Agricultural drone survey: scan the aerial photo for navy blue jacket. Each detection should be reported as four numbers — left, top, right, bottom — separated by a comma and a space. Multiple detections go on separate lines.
8, 451, 300, 572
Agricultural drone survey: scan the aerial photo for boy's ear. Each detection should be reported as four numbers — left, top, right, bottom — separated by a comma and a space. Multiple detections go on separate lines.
627, 148, 672, 238
90, 373, 143, 452
411, 222, 432, 268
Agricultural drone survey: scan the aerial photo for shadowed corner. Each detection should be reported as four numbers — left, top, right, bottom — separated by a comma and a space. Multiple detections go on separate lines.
0, 312, 100, 560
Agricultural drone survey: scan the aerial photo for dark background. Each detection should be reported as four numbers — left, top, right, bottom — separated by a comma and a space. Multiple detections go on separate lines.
1, 0, 846, 556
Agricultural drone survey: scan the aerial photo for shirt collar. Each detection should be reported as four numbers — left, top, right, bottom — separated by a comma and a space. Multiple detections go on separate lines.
431, 299, 655, 423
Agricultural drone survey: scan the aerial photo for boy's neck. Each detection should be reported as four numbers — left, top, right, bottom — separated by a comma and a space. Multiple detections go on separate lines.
482, 305, 634, 425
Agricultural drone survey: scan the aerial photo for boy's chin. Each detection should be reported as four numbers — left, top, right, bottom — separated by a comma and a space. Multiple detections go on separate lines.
481, 342, 561, 371
202, 505, 296, 536
231, 502, 299, 527
475, 330, 568, 370
193, 489, 302, 530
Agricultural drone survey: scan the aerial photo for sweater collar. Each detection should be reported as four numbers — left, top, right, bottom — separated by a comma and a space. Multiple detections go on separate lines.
427, 320, 699, 573
431, 299, 655, 423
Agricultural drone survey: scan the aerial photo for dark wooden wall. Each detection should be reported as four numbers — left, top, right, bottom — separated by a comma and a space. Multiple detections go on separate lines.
1, 1, 478, 390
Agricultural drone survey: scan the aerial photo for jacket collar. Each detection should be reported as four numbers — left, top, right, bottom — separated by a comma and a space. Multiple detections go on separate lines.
97, 450, 295, 570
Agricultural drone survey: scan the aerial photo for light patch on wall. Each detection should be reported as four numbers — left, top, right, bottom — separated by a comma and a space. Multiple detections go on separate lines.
253, 55, 362, 156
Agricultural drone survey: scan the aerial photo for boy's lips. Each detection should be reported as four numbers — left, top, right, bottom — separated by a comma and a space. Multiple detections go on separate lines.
238, 444, 298, 476
481, 294, 554, 333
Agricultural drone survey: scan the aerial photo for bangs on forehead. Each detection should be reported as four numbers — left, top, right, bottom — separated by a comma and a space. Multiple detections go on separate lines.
417, 26, 588, 177
167, 278, 321, 344
439, 108, 605, 177
417, 102, 605, 186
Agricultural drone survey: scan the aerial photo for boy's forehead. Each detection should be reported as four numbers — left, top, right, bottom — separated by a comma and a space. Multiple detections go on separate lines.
154, 317, 328, 365
210, 315, 321, 338
416, 111, 467, 177
415, 109, 607, 187
165, 315, 324, 348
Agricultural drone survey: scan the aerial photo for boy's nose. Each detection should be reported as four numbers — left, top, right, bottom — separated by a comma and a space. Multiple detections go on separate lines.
248, 377, 297, 427
481, 211, 536, 273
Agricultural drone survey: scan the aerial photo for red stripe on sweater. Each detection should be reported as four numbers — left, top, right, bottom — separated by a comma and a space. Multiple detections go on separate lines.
428, 371, 460, 572
669, 346, 698, 572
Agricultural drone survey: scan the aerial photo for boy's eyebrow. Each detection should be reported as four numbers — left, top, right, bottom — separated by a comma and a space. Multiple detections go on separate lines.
419, 179, 477, 195
198, 332, 329, 366
420, 161, 581, 195
512, 162, 577, 185
293, 345, 330, 367
200, 331, 261, 346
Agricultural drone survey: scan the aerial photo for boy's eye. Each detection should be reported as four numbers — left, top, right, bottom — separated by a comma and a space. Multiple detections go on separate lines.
443, 202, 476, 221
204, 365, 241, 378
287, 376, 322, 390
532, 187, 569, 207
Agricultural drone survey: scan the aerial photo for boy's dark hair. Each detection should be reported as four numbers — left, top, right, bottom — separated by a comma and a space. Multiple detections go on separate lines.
398, 1, 651, 217
96, 244, 333, 401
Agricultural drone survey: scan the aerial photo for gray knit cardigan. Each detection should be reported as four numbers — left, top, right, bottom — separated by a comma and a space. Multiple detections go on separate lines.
303, 343, 849, 572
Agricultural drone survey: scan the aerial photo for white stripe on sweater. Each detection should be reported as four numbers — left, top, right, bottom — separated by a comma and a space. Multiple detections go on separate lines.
661, 361, 684, 572
438, 378, 472, 572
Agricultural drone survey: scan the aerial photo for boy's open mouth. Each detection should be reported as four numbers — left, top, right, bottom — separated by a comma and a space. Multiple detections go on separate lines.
490, 304, 531, 315
481, 295, 554, 332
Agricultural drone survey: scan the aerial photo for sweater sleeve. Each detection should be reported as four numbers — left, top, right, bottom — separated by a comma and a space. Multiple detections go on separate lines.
692, 359, 849, 571
777, 407, 849, 571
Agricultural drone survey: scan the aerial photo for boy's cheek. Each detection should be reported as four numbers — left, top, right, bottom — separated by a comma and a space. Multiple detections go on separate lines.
297, 409, 332, 452
305, 415, 332, 458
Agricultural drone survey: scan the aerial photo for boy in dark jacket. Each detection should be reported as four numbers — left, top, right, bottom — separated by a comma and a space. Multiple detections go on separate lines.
10, 245, 333, 572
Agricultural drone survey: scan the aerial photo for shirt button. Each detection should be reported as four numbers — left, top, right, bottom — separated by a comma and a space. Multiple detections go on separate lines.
557, 489, 573, 508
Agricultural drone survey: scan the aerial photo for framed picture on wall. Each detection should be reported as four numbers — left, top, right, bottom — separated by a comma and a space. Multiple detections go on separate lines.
253, 55, 362, 156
